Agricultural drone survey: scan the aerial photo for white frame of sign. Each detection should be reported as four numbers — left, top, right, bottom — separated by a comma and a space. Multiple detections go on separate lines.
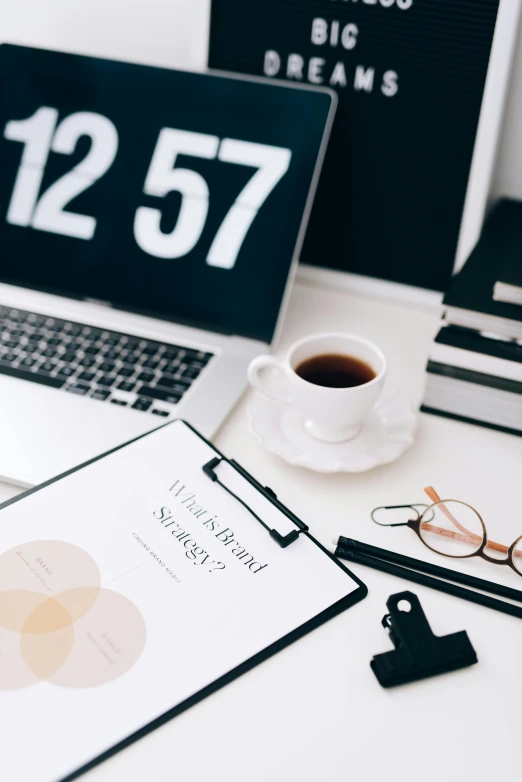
197, 0, 521, 306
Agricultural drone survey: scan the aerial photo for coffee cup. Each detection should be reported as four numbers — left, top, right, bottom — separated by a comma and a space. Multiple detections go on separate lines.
247, 333, 387, 443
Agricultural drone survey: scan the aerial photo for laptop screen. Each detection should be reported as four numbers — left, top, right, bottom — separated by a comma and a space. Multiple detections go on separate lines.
0, 45, 335, 344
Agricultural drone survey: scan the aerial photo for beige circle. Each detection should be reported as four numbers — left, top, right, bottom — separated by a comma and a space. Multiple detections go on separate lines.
50, 588, 146, 688
20, 620, 74, 680
0, 590, 47, 632
0, 540, 101, 613
0, 541, 145, 691
0, 624, 40, 690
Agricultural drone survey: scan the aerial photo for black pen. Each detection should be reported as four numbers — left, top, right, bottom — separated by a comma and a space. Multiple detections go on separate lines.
335, 536, 522, 603
332, 538, 522, 620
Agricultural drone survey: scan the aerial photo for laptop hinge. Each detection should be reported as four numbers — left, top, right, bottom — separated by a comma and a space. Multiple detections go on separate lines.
83, 297, 113, 308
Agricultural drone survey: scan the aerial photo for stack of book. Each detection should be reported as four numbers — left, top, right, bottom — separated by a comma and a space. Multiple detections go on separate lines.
422, 199, 522, 436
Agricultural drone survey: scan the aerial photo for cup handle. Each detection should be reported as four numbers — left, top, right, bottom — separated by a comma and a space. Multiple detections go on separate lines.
247, 355, 293, 405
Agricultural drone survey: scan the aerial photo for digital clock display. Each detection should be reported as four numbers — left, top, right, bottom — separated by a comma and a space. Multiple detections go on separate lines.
0, 45, 334, 342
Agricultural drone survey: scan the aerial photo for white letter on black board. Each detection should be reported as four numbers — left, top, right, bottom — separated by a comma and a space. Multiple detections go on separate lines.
287, 54, 304, 80
354, 66, 375, 93
311, 18, 328, 46
263, 50, 281, 77
341, 24, 358, 50
330, 62, 347, 88
308, 58, 325, 84
382, 71, 399, 97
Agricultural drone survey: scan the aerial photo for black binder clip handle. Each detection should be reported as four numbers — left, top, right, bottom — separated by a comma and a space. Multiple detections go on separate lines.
370, 591, 478, 688
202, 457, 308, 548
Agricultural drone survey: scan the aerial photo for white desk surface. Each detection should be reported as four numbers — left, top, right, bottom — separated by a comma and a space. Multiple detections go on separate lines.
1, 280, 521, 782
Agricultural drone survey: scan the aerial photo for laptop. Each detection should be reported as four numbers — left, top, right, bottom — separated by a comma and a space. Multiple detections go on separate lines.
0, 44, 335, 488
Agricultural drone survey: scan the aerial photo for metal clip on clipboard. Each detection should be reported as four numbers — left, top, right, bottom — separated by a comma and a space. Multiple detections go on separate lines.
202, 457, 309, 548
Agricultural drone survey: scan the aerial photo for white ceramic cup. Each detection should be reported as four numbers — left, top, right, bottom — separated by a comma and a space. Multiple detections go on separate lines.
247, 333, 387, 443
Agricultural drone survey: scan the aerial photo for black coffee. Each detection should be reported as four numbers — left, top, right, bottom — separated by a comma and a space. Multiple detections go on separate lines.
295, 353, 376, 388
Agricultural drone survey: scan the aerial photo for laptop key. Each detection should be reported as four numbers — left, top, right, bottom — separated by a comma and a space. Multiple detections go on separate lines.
152, 409, 170, 417
132, 397, 152, 411
163, 349, 181, 361
91, 388, 111, 401
98, 375, 116, 387
162, 363, 180, 376
58, 366, 75, 378
104, 349, 120, 360
137, 386, 182, 404
125, 338, 141, 349
39, 362, 56, 373
42, 348, 57, 358
80, 357, 96, 367
78, 371, 96, 382
118, 367, 134, 378
117, 380, 136, 392
28, 315, 46, 327
142, 359, 159, 370
0, 363, 65, 388
20, 357, 37, 367
1, 353, 17, 362
110, 398, 128, 406
157, 376, 191, 391
182, 348, 202, 360
137, 371, 155, 383
66, 383, 90, 396
65, 341, 82, 352
182, 367, 201, 380
4, 340, 18, 348
99, 362, 116, 373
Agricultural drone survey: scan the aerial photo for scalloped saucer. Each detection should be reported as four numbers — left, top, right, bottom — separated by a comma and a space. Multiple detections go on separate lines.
247, 393, 416, 473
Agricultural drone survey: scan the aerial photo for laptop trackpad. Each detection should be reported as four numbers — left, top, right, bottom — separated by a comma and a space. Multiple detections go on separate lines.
0, 377, 156, 487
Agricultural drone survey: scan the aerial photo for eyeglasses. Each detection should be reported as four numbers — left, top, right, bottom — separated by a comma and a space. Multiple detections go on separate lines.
371, 486, 522, 577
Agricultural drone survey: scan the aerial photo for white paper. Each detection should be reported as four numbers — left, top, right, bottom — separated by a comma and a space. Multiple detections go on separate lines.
0, 421, 359, 782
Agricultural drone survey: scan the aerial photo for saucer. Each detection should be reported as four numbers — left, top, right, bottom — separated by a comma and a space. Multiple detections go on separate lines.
246, 393, 416, 473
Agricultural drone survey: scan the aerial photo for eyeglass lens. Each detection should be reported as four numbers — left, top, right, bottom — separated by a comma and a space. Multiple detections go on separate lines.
419, 500, 485, 557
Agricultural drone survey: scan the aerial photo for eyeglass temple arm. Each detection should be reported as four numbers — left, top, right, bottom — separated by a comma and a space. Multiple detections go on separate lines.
424, 486, 511, 556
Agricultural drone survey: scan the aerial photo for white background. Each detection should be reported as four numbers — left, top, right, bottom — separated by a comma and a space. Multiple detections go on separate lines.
0, 0, 521, 204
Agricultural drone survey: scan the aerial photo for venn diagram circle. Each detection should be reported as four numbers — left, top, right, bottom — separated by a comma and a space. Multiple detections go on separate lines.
0, 540, 146, 690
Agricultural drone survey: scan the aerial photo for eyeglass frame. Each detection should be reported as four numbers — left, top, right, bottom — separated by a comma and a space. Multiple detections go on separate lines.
371, 487, 522, 577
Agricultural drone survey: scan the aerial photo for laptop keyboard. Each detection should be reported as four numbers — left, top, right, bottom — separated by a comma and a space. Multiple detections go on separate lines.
0, 306, 214, 417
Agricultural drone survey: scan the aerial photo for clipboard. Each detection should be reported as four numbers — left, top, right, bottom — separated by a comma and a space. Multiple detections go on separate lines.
0, 419, 367, 782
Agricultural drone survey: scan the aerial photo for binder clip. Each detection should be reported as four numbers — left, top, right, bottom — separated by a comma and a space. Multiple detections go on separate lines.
370, 591, 478, 688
